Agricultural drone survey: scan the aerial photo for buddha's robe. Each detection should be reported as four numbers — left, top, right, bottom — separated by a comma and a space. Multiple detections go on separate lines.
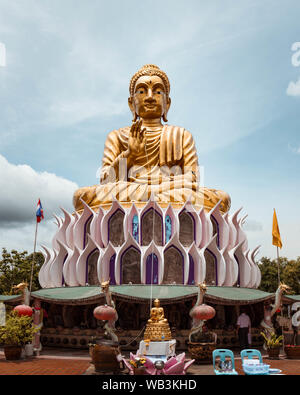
73, 125, 231, 213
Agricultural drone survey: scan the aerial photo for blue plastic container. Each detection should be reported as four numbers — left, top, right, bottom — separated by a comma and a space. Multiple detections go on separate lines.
242, 363, 270, 375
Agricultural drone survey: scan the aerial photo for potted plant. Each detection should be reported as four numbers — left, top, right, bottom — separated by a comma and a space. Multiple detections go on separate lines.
0, 311, 37, 360
188, 325, 217, 364
260, 332, 283, 359
284, 322, 300, 359
284, 344, 300, 359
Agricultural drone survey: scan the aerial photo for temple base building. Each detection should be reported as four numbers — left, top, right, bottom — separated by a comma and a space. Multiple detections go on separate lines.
33, 197, 268, 350
2, 64, 298, 351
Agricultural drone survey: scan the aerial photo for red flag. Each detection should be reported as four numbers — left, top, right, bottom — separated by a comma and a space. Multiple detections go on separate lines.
36, 199, 44, 223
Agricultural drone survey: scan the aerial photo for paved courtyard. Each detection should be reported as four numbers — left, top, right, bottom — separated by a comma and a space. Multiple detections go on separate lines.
0, 357, 90, 375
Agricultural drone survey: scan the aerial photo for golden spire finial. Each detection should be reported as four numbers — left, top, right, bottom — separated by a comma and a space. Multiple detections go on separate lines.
140, 64, 160, 71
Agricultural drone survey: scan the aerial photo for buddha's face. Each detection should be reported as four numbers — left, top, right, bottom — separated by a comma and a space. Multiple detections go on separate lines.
128, 75, 171, 121
153, 299, 160, 307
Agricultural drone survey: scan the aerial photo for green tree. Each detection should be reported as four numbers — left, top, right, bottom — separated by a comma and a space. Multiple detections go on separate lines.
0, 248, 44, 295
258, 256, 300, 295
282, 257, 300, 295
258, 257, 283, 293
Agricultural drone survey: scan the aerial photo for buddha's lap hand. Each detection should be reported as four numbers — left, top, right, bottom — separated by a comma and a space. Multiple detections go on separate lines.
128, 119, 146, 158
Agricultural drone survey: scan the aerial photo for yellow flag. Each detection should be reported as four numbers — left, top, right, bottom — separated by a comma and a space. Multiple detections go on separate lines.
272, 209, 282, 249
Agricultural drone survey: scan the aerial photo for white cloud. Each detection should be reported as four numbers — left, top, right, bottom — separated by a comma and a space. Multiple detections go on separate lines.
287, 77, 300, 97
0, 154, 78, 226
0, 42, 6, 67
0, 220, 58, 253
288, 143, 300, 154
0, 0, 285, 151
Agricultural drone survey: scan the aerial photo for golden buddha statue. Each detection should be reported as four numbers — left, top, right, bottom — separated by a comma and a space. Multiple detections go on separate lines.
148, 298, 168, 324
144, 299, 172, 341
73, 64, 231, 213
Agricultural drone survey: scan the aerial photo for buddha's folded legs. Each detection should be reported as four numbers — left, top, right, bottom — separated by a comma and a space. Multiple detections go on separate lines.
73, 181, 231, 213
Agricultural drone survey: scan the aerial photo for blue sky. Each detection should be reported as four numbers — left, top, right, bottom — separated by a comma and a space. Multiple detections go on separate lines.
0, 0, 299, 260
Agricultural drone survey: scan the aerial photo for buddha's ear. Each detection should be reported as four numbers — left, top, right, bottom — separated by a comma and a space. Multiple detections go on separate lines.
163, 97, 171, 123
128, 97, 138, 122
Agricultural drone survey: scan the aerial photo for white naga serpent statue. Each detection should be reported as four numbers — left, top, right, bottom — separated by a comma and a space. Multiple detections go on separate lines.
12, 282, 30, 305
101, 279, 118, 343
260, 283, 290, 342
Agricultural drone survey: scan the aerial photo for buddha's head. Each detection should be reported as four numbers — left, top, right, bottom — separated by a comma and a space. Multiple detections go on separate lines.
128, 64, 171, 123
153, 298, 161, 307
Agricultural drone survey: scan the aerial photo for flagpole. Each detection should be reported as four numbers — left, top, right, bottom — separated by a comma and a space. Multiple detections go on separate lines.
274, 213, 285, 352
29, 220, 38, 295
277, 246, 280, 286
276, 244, 285, 353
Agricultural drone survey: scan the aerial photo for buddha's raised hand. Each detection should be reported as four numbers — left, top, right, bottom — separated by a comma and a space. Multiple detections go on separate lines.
128, 119, 146, 158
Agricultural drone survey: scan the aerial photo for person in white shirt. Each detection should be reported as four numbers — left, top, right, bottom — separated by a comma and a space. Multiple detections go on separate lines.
236, 307, 251, 350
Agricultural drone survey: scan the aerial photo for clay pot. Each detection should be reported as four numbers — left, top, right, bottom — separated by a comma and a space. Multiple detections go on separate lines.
91, 341, 121, 373
267, 347, 280, 359
284, 346, 300, 359
4, 345, 22, 360
187, 342, 216, 364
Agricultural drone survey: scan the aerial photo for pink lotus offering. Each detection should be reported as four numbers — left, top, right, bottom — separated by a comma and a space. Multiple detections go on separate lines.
123, 352, 195, 375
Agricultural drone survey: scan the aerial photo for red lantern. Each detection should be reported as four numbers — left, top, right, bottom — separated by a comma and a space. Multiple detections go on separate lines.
192, 304, 216, 321
14, 304, 33, 317
93, 305, 116, 321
